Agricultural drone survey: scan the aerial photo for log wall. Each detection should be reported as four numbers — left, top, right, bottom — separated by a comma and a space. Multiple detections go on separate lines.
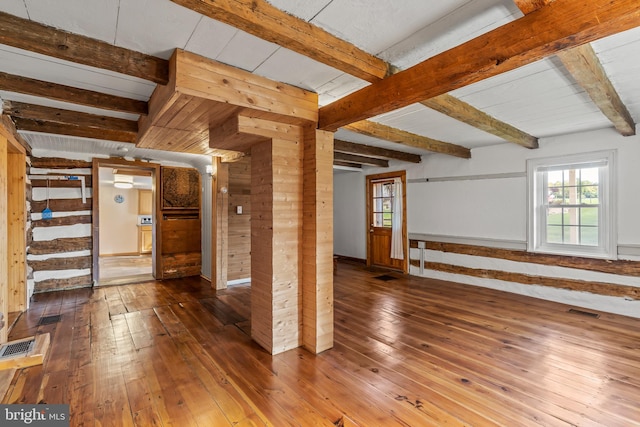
409, 239, 640, 315
28, 157, 93, 292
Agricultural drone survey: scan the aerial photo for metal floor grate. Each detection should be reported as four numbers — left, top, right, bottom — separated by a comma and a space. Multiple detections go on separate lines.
374, 274, 398, 281
37, 314, 62, 326
568, 308, 600, 318
0, 339, 35, 359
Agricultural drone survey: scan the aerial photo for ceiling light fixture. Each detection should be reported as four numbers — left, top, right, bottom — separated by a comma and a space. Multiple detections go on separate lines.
113, 174, 134, 189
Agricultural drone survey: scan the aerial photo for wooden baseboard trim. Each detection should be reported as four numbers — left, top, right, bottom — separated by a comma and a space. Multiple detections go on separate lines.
335, 255, 366, 265
100, 252, 143, 258
6, 312, 22, 336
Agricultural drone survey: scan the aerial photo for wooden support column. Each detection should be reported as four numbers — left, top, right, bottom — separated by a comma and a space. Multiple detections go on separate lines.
211, 157, 229, 290
251, 134, 303, 355
7, 150, 26, 313
0, 134, 8, 342
302, 128, 334, 353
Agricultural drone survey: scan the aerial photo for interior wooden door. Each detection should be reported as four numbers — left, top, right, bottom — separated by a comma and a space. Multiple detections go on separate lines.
366, 172, 407, 272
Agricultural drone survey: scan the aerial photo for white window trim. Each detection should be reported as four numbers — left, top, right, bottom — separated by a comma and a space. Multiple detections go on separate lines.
527, 150, 617, 259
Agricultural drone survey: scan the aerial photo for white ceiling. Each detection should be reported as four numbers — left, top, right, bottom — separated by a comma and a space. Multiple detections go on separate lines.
1, 0, 639, 167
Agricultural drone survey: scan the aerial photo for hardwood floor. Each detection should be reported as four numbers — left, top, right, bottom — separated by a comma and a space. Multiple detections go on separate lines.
4, 261, 640, 426
99, 255, 153, 286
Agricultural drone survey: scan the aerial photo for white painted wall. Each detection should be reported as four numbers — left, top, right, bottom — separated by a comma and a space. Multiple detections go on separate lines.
333, 170, 367, 260
333, 126, 640, 317
99, 183, 139, 255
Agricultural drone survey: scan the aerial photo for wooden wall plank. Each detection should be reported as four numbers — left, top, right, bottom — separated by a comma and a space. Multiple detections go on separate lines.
35, 275, 93, 292
425, 261, 640, 300
414, 240, 640, 277
29, 256, 92, 272
31, 198, 92, 212
31, 158, 92, 169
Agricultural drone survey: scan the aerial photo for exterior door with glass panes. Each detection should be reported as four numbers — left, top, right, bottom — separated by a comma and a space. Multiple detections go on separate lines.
367, 173, 405, 271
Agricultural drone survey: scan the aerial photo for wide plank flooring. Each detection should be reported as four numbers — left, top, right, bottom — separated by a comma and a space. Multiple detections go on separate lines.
5, 261, 640, 426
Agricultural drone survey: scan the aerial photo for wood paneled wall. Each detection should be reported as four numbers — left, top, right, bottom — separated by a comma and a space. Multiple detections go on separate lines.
28, 157, 93, 292
227, 157, 251, 282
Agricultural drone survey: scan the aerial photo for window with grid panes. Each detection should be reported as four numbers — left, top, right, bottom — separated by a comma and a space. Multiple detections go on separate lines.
372, 180, 395, 228
527, 150, 616, 259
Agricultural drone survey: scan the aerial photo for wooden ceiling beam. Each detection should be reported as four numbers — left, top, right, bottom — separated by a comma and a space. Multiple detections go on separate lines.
334, 139, 422, 163
172, 1, 537, 151
3, 101, 138, 133
556, 44, 635, 136
334, 152, 389, 168
0, 71, 148, 116
319, 0, 640, 131
333, 160, 362, 169
513, 0, 635, 136
421, 94, 538, 148
4, 101, 138, 143
0, 11, 168, 84
513, 0, 556, 14
13, 118, 137, 143
344, 121, 471, 159
170, 0, 388, 83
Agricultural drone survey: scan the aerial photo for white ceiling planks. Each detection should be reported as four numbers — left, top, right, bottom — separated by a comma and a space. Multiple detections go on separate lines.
115, 0, 202, 59
371, 104, 505, 150
450, 58, 613, 138
23, 0, 119, 44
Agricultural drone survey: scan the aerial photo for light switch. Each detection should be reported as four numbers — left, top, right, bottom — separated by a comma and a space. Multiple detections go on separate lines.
236, 205, 243, 214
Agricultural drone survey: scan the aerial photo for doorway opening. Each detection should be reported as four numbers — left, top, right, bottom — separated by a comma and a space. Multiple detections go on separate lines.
366, 171, 408, 273
92, 159, 160, 286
